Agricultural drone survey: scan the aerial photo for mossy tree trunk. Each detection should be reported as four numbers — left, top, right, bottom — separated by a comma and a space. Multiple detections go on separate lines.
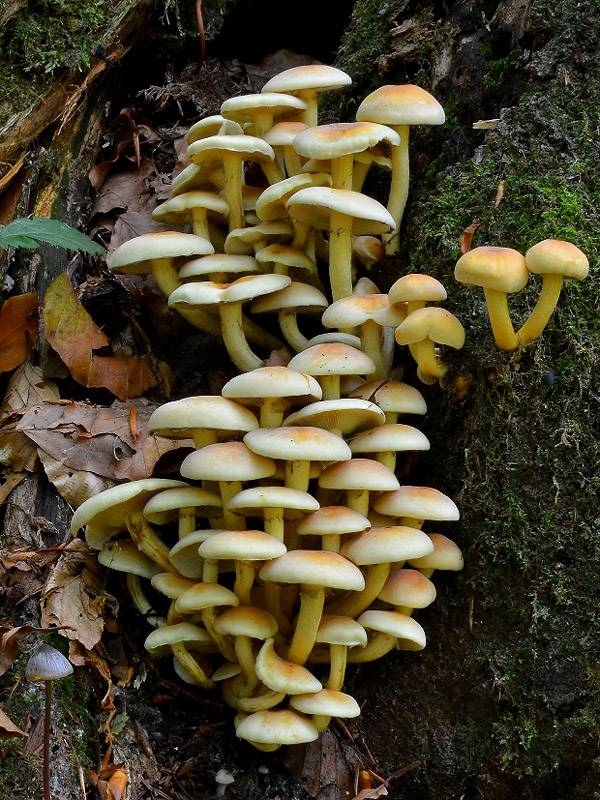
0, 1, 598, 798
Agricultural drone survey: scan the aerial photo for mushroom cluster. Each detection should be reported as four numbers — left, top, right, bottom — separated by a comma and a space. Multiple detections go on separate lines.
73, 65, 466, 750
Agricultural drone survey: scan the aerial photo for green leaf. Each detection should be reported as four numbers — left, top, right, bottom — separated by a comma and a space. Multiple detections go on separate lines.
0, 218, 105, 255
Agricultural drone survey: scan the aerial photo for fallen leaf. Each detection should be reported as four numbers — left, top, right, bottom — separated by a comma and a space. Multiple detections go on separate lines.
352, 784, 388, 800
0, 706, 26, 738
460, 222, 482, 254
0, 624, 41, 676
494, 179, 506, 207
0, 293, 39, 374
43, 271, 158, 400
40, 542, 106, 651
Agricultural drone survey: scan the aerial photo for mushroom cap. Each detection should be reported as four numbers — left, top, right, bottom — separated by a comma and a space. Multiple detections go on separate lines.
178, 254, 261, 280
287, 186, 396, 235
187, 134, 276, 165
255, 637, 322, 694
296, 506, 371, 537
142, 486, 222, 524
144, 623, 215, 654
374, 486, 460, 521
169, 530, 218, 578
394, 307, 465, 349
321, 293, 389, 328
288, 342, 376, 377
525, 239, 589, 280
175, 582, 240, 613
151, 191, 229, 225
348, 423, 430, 455
224, 220, 294, 254
227, 485, 319, 514
214, 606, 278, 639
198, 529, 287, 561
244, 425, 352, 464
98, 540, 161, 579
292, 122, 400, 160
109, 231, 215, 274
168, 273, 291, 308
222, 365, 322, 404
349, 380, 427, 415
454, 246, 529, 293
255, 172, 333, 221
388, 274, 447, 304
378, 568, 437, 608
316, 615, 368, 647
25, 644, 73, 681
186, 114, 242, 143
289, 688, 361, 718
180, 441, 276, 483
262, 65, 352, 94
284, 399, 386, 435
151, 572, 197, 599
408, 533, 464, 571
259, 550, 365, 591
71, 478, 187, 535
356, 84, 445, 127
147, 396, 259, 439
235, 708, 319, 745
251, 282, 329, 314
264, 120, 309, 147
170, 163, 225, 196
341, 525, 434, 565
220, 92, 307, 126
318, 457, 400, 492
355, 610, 426, 650
255, 244, 317, 272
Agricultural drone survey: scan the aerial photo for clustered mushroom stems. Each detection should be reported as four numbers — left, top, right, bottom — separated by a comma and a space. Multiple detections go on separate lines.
80, 62, 585, 751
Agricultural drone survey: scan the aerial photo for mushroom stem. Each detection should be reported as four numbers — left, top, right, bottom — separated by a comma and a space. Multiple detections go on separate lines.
384, 125, 409, 254
328, 562, 390, 619
482, 286, 519, 351
43, 681, 51, 800
219, 303, 265, 373
278, 311, 310, 352
287, 585, 325, 665
347, 632, 396, 662
360, 319, 385, 379
171, 642, 215, 689
329, 210, 354, 302
126, 513, 172, 572
327, 644, 348, 691
516, 273, 564, 345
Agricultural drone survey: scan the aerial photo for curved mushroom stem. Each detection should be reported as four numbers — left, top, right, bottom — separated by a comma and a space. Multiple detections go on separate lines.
126, 574, 163, 628
232, 635, 259, 695
516, 273, 564, 345
411, 339, 448, 379
347, 632, 396, 662
360, 320, 385, 379
287, 585, 325, 665
222, 154, 245, 232
171, 642, 215, 689
384, 125, 409, 254
126, 513, 172, 572
234, 561, 256, 605
279, 311, 310, 352
482, 286, 520, 350
327, 643, 349, 691
219, 303, 265, 373
328, 562, 390, 619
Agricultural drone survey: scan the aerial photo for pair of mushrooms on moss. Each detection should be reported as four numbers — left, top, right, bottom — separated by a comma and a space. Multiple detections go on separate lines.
455, 239, 589, 350
108, 65, 461, 379
71, 364, 463, 750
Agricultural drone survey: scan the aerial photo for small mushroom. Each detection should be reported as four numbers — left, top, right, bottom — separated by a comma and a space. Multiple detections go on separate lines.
25, 644, 73, 800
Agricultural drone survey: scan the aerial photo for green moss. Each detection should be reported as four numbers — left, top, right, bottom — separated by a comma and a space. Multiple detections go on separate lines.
0, 0, 112, 126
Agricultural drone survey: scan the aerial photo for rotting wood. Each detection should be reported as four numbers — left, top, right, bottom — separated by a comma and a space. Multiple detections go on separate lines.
0, 0, 158, 175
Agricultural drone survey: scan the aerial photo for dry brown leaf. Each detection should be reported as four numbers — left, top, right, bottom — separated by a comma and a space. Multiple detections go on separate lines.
0, 624, 41, 676
0, 293, 39, 374
1, 361, 60, 417
352, 785, 388, 800
40, 542, 106, 651
43, 271, 158, 400
0, 706, 26, 739
16, 401, 183, 488
37, 449, 109, 509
